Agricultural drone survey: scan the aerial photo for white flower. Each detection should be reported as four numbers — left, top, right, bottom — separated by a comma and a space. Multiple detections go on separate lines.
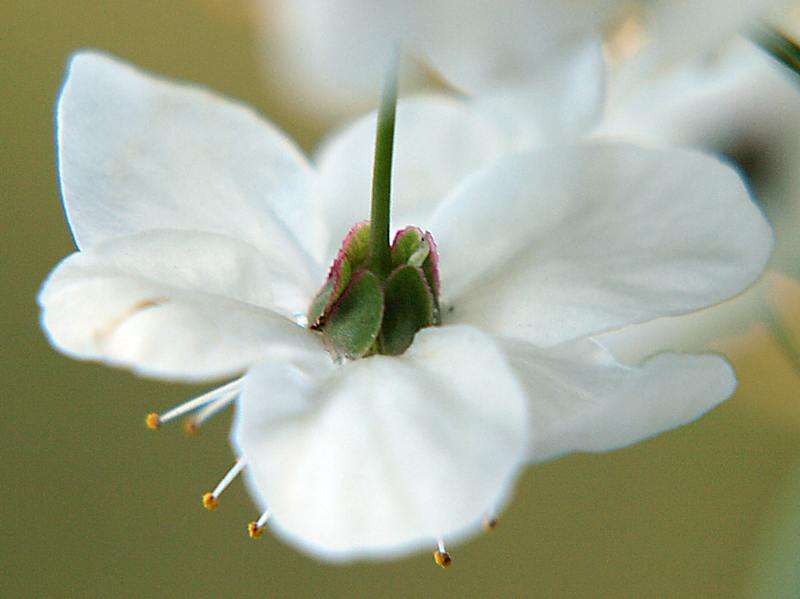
593, 23, 800, 363
253, 0, 611, 124
601, 38, 800, 259
601, 0, 792, 69
40, 51, 772, 562
252, 0, 790, 121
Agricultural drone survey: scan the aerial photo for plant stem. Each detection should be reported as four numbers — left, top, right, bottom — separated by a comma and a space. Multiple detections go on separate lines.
369, 48, 399, 278
765, 303, 800, 376
751, 25, 800, 80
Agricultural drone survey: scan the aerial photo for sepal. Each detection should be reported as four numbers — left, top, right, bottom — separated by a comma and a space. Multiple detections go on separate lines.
391, 226, 441, 323
324, 269, 384, 358
379, 265, 435, 355
308, 221, 371, 327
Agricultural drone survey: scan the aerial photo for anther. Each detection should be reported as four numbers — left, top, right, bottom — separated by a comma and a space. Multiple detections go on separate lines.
201, 458, 246, 511
145, 413, 161, 430
483, 515, 499, 532
146, 378, 242, 430
248, 510, 271, 539
433, 539, 451, 568
202, 492, 219, 511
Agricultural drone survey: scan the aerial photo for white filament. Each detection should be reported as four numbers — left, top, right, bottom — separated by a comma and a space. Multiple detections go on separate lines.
157, 378, 242, 424
211, 458, 247, 499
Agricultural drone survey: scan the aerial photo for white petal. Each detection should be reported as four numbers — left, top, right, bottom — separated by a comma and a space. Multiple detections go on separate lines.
601, 40, 800, 267
603, 41, 800, 156
315, 96, 504, 259
596, 290, 764, 365
629, 0, 787, 73
232, 325, 527, 561
57, 50, 327, 274
472, 39, 605, 151
432, 143, 773, 346
500, 339, 736, 462
261, 0, 614, 98
413, 2, 611, 94
39, 230, 322, 382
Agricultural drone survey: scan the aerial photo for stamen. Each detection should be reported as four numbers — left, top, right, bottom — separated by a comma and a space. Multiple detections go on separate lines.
603, 7, 648, 65
202, 492, 219, 510
483, 513, 499, 532
248, 510, 271, 539
184, 390, 238, 434
202, 458, 246, 510
433, 539, 451, 568
145, 379, 241, 430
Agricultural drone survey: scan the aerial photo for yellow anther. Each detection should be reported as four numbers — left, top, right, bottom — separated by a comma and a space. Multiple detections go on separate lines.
202, 492, 219, 511
184, 419, 199, 435
604, 7, 648, 65
482, 516, 499, 532
145, 413, 161, 430
248, 522, 265, 539
433, 549, 452, 568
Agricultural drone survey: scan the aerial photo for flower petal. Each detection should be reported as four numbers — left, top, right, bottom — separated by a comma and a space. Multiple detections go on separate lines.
314, 96, 504, 260
57, 50, 327, 274
601, 40, 800, 272
433, 142, 773, 346
39, 230, 322, 382
500, 339, 736, 462
626, 0, 787, 74
232, 325, 527, 560
261, 0, 613, 98
470, 39, 606, 150
603, 41, 800, 158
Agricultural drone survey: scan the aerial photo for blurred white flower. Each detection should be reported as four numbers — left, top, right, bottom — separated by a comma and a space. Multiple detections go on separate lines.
40, 51, 772, 562
602, 40, 800, 259
594, 10, 800, 362
601, 0, 793, 70
252, 0, 792, 121
253, 0, 616, 122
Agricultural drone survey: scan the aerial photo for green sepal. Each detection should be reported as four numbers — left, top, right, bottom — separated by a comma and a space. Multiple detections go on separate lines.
391, 227, 441, 324
307, 275, 337, 327
307, 222, 370, 327
324, 269, 384, 358
379, 265, 434, 356
341, 221, 372, 268
391, 227, 429, 267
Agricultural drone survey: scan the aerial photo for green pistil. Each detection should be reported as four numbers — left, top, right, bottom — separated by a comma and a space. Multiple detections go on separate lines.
368, 48, 399, 279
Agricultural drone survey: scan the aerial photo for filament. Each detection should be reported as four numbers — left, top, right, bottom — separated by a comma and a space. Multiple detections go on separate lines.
202, 457, 246, 510
185, 390, 238, 433
146, 378, 241, 430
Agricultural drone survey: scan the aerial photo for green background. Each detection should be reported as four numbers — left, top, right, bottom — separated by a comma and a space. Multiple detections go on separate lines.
3, 1, 800, 597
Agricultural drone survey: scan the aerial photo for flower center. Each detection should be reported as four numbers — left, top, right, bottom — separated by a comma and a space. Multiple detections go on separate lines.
305, 49, 441, 358
307, 222, 441, 358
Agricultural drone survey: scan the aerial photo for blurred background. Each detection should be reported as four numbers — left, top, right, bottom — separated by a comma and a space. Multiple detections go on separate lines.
2, 1, 799, 597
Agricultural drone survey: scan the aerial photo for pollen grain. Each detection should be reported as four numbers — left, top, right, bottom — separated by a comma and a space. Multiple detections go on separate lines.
433, 549, 452, 568
202, 492, 219, 511
248, 522, 266, 539
483, 516, 499, 532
